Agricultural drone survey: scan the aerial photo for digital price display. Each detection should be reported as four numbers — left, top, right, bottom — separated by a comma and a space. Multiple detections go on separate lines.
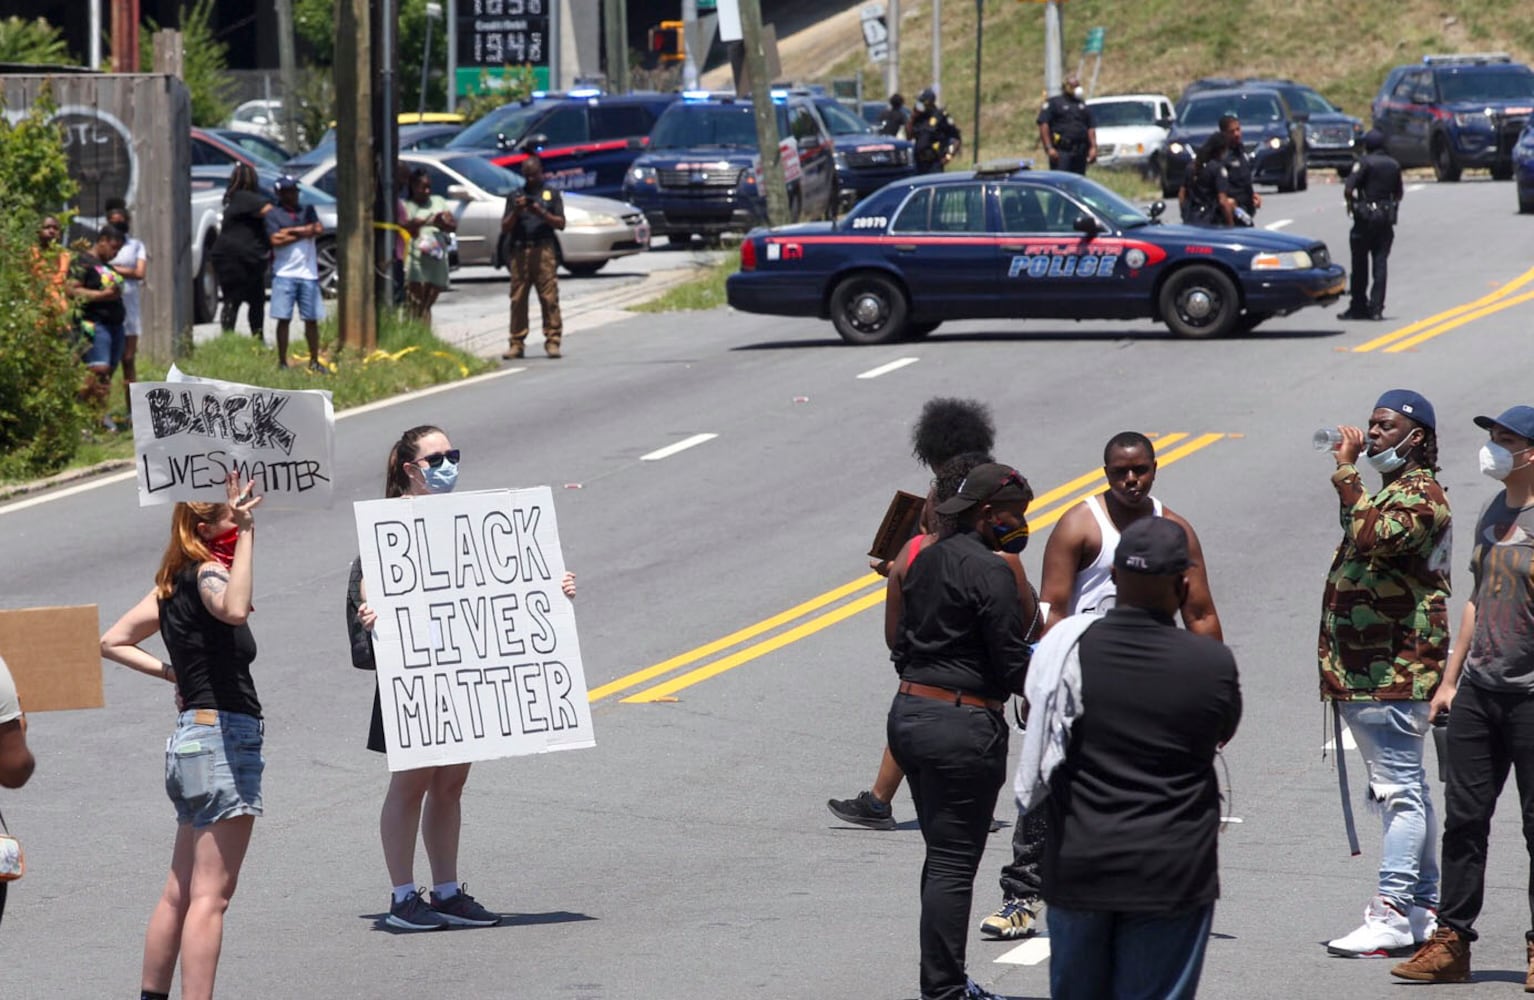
457, 0, 549, 67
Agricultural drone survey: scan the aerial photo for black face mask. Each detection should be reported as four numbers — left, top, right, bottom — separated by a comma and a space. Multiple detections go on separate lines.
110, 219, 129, 234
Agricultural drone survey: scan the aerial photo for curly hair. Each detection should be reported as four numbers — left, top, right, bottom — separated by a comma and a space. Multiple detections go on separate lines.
910, 398, 996, 471
932, 451, 997, 536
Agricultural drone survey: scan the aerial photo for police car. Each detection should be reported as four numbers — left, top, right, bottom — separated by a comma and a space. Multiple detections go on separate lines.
724, 163, 1345, 345
622, 91, 837, 241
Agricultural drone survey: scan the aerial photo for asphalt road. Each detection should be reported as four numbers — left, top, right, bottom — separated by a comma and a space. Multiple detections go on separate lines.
5, 173, 1534, 999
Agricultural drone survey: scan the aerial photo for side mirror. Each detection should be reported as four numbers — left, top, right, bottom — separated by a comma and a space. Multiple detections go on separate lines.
446, 184, 471, 202
1147, 200, 1166, 221
626, 136, 646, 150
1073, 213, 1101, 235
1156, 116, 1173, 129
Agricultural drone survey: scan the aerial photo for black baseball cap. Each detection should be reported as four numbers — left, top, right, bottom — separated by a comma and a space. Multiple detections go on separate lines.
933, 463, 1031, 515
1114, 517, 1193, 575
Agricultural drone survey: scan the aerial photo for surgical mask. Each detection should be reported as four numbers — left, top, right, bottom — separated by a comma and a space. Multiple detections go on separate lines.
1071, 86, 1085, 100
1480, 442, 1526, 481
990, 519, 1030, 554
422, 458, 459, 494
1365, 435, 1415, 475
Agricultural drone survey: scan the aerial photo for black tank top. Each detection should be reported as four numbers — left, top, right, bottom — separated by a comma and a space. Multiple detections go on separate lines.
158, 566, 261, 718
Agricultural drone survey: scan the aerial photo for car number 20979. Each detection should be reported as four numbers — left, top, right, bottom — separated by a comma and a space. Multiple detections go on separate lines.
850, 216, 887, 229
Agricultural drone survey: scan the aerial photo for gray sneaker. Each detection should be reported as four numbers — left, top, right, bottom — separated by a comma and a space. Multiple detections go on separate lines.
387, 889, 450, 931
430, 884, 502, 927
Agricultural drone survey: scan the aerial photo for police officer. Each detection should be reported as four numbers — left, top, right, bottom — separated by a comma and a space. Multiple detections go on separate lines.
1209, 113, 1260, 224
1340, 130, 1404, 321
1178, 133, 1235, 226
877, 93, 910, 138
1036, 76, 1097, 175
909, 87, 961, 174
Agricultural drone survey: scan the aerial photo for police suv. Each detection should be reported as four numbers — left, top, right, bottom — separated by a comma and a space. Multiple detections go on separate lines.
1372, 54, 1534, 181
725, 162, 1345, 345
622, 91, 837, 241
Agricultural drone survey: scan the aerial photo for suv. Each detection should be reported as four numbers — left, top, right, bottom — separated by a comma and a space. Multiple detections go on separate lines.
1161, 88, 1308, 197
447, 90, 678, 197
1183, 77, 1361, 178
622, 92, 837, 241
803, 95, 915, 211
1372, 54, 1534, 181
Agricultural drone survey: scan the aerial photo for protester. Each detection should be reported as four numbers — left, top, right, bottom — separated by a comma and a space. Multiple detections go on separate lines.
1318, 390, 1449, 957
105, 198, 148, 422
877, 93, 910, 137
1393, 404, 1534, 987
393, 163, 410, 309
888, 462, 1035, 1000
0, 653, 37, 930
210, 163, 271, 338
99, 473, 264, 1000
32, 215, 71, 320
828, 398, 997, 830
265, 176, 326, 372
1019, 517, 1241, 999
501, 155, 566, 360
980, 430, 1222, 942
349, 424, 577, 931
65, 225, 127, 426
402, 167, 456, 325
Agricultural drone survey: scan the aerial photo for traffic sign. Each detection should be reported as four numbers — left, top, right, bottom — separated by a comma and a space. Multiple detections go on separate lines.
1083, 26, 1105, 54
698, 0, 717, 9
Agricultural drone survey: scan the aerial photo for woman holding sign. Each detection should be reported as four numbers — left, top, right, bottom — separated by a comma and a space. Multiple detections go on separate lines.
348, 424, 576, 931
100, 473, 263, 1000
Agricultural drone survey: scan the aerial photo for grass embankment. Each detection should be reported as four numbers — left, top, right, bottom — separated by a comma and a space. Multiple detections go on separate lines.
0, 313, 488, 486
824, 0, 1534, 164
632, 256, 741, 313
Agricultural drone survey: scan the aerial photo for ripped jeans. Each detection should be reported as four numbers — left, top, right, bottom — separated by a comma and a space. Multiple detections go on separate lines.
1338, 700, 1440, 913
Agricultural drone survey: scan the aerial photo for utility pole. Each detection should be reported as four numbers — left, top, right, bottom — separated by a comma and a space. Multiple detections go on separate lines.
274, 0, 300, 151
446, 0, 457, 112
681, 0, 700, 90
335, 0, 377, 351
1043, 0, 1063, 96
111, 0, 140, 71
603, 0, 629, 93
420, 2, 442, 117
374, 0, 399, 312
89, 0, 103, 69
930, 0, 940, 100
738, 0, 787, 226
971, 0, 981, 163
886, 0, 900, 97
549, 0, 563, 90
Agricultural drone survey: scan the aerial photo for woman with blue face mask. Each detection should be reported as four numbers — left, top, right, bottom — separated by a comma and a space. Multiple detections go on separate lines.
346, 424, 575, 931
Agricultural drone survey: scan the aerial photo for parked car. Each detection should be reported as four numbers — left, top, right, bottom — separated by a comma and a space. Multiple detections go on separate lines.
296, 151, 650, 274
283, 123, 464, 174
1185, 78, 1366, 178
1513, 118, 1534, 212
190, 165, 340, 295
225, 99, 290, 144
1372, 53, 1534, 181
805, 94, 916, 212
1161, 88, 1308, 197
1085, 94, 1174, 176
449, 90, 678, 198
191, 127, 271, 170
204, 128, 292, 169
622, 91, 837, 241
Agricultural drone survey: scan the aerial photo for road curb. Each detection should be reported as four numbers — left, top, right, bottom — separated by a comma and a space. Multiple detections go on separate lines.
0, 459, 134, 504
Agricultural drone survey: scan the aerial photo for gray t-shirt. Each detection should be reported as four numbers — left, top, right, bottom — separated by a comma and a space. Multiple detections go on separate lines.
1464, 493, 1534, 692
0, 655, 20, 725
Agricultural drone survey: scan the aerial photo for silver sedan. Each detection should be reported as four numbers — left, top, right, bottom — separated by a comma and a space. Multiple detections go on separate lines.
296, 151, 650, 275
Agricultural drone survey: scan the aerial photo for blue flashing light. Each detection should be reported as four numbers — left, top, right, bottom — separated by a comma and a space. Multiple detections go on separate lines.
568, 87, 603, 98
682, 90, 714, 101
531, 90, 548, 99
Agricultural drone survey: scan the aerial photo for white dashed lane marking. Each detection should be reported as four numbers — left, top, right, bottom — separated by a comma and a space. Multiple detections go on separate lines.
1265, 219, 1293, 231
1407, 183, 1426, 192
856, 357, 921, 380
640, 433, 719, 461
994, 937, 1051, 965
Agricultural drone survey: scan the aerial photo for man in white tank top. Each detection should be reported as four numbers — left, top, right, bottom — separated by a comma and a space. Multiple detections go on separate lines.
980, 430, 1222, 942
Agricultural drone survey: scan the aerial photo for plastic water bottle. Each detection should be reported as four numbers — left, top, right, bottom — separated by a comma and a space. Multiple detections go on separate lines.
1313, 428, 1343, 451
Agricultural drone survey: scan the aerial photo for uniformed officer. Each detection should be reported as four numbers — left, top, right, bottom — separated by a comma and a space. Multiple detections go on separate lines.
877, 93, 910, 138
1035, 76, 1097, 175
1210, 113, 1260, 224
1178, 133, 1235, 226
501, 155, 566, 360
909, 87, 961, 174
1340, 130, 1404, 321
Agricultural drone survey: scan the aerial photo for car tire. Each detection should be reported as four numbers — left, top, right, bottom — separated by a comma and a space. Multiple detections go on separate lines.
316, 235, 338, 298
1158, 264, 1239, 339
830, 272, 908, 345
1519, 190, 1534, 214
563, 260, 607, 276
903, 321, 941, 339
1491, 163, 1514, 182
1432, 136, 1462, 182
193, 238, 218, 324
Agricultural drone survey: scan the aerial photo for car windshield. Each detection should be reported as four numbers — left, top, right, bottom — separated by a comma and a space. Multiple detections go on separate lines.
1180, 93, 1285, 126
1438, 68, 1534, 102
1090, 101, 1158, 127
1046, 175, 1153, 229
1276, 86, 1337, 115
436, 155, 523, 196
450, 100, 558, 149
815, 100, 873, 135
650, 104, 772, 148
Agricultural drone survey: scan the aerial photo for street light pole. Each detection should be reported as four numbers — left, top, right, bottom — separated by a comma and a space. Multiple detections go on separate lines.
419, 1, 442, 117
931, 0, 940, 100
971, 0, 982, 163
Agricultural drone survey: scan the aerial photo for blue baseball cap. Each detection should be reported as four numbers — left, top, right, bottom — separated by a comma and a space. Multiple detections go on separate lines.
274, 174, 299, 190
1474, 405, 1534, 441
1375, 389, 1436, 431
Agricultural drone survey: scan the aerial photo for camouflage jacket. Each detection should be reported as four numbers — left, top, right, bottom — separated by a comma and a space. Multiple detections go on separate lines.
1318, 465, 1451, 701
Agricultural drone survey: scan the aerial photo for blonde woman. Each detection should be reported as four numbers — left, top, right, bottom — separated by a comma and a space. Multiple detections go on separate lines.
101, 474, 262, 1000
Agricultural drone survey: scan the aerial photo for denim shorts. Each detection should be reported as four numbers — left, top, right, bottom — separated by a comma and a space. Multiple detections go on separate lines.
165, 709, 265, 828
80, 320, 125, 371
270, 275, 324, 321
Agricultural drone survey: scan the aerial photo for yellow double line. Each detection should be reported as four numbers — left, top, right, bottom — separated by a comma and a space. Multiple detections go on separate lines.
1353, 265, 1534, 353
589, 432, 1231, 706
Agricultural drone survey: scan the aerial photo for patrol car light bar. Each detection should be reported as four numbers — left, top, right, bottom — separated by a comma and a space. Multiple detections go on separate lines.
1422, 53, 1512, 66
974, 158, 1035, 177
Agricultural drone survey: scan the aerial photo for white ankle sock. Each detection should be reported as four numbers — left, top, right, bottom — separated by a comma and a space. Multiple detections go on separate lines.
392, 883, 416, 904
433, 880, 460, 900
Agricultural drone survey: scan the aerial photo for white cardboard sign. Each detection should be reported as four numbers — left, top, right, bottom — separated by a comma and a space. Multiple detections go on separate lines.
353, 487, 595, 771
129, 368, 335, 509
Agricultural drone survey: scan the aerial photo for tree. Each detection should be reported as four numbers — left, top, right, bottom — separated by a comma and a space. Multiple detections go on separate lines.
140, 0, 235, 126
0, 16, 76, 66
294, 0, 449, 113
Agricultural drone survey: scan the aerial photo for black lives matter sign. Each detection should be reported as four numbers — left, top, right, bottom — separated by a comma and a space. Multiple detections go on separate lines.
457, 0, 549, 68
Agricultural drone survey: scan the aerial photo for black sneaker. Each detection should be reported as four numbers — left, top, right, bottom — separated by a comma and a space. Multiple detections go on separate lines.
429, 883, 501, 927
386, 889, 450, 931
827, 791, 896, 830
1338, 308, 1369, 321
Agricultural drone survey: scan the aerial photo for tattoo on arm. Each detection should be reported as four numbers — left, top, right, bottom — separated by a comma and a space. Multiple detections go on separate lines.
198, 567, 230, 599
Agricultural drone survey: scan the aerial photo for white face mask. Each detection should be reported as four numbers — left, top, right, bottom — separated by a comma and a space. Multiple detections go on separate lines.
1365, 437, 1414, 475
1480, 442, 1531, 481
1071, 86, 1085, 100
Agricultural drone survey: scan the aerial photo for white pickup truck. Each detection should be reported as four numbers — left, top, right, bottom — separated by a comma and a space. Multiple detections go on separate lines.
189, 181, 224, 323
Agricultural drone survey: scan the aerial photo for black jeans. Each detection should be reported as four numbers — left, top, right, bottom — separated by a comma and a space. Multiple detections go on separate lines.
1348, 220, 1394, 315
999, 804, 1048, 900
1438, 680, 1534, 941
217, 270, 266, 335
888, 693, 1009, 1000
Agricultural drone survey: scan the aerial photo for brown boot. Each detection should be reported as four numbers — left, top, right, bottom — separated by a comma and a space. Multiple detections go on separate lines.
1525, 939, 1534, 993
1391, 926, 1470, 983
544, 340, 562, 359
501, 343, 524, 360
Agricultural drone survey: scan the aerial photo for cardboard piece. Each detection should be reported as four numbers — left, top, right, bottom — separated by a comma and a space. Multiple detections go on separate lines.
869, 490, 926, 562
0, 606, 105, 712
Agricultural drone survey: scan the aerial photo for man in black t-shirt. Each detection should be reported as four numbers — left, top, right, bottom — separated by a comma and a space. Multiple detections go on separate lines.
1036, 76, 1097, 175
501, 155, 566, 360
1340, 130, 1404, 321
876, 93, 910, 137
1040, 517, 1241, 1000
66, 225, 128, 415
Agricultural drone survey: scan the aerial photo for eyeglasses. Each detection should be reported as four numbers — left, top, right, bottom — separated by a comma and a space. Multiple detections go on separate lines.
416, 449, 460, 468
